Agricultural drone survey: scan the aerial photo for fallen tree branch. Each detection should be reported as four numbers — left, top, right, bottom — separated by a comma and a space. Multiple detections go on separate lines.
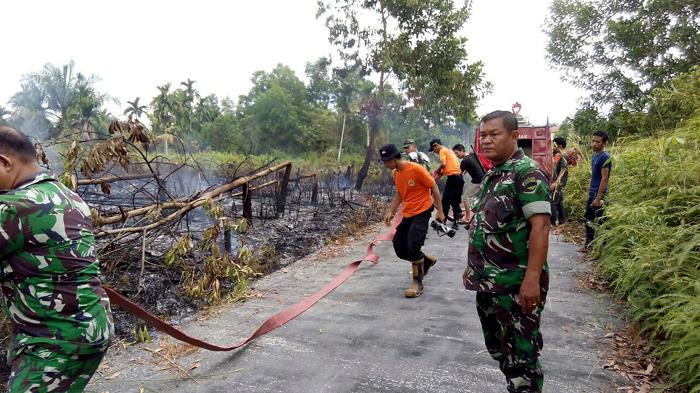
96, 162, 291, 236
95, 178, 280, 227
78, 173, 157, 186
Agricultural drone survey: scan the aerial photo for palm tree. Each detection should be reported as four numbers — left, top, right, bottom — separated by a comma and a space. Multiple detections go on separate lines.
151, 84, 180, 154
180, 78, 198, 134
68, 83, 109, 140
10, 81, 51, 137
10, 61, 108, 138
124, 97, 147, 119
194, 95, 220, 124
151, 84, 175, 131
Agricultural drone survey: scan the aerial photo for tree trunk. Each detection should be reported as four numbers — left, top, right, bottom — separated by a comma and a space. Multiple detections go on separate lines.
354, 3, 388, 191
337, 114, 346, 162
354, 98, 380, 191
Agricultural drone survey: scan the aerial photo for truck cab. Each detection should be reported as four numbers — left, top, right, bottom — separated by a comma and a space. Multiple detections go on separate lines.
473, 103, 553, 177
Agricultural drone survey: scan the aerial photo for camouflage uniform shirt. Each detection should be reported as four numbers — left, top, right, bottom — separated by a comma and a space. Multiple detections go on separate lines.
464, 149, 551, 294
0, 172, 113, 359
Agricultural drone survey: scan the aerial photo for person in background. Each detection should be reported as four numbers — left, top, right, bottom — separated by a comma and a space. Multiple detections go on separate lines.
0, 126, 113, 392
429, 138, 464, 230
463, 111, 551, 392
402, 139, 431, 171
380, 144, 445, 298
584, 130, 612, 248
550, 137, 569, 226
566, 147, 582, 168
452, 144, 485, 225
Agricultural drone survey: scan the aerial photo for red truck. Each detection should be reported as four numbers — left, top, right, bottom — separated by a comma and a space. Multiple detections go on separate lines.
472, 103, 553, 177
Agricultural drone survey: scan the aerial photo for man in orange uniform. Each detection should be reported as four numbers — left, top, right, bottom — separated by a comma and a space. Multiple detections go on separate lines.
381, 144, 446, 298
430, 138, 464, 230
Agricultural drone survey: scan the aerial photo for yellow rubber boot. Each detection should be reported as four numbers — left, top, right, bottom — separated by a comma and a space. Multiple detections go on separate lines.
404, 261, 424, 298
423, 254, 437, 277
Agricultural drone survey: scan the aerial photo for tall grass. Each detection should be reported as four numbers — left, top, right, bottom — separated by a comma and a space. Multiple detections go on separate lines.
591, 115, 700, 391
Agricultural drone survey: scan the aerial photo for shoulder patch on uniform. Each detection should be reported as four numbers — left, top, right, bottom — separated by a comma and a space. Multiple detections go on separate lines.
522, 176, 539, 191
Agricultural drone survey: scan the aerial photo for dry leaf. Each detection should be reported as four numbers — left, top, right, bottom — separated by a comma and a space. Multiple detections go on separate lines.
105, 371, 121, 380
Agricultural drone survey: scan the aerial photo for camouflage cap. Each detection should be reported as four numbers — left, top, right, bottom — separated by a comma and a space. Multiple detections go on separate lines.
402, 139, 415, 148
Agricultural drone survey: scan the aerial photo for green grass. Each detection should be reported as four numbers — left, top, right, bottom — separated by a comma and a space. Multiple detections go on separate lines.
160, 148, 369, 177
588, 115, 700, 392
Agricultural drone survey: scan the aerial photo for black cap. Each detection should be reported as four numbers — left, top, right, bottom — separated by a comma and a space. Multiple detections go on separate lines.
378, 144, 401, 161
429, 138, 441, 149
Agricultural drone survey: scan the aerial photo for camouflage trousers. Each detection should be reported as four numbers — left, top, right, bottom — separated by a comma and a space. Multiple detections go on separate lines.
476, 292, 545, 393
8, 346, 105, 393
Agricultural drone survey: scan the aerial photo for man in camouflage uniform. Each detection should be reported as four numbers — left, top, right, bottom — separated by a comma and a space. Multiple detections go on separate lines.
401, 139, 431, 171
463, 112, 551, 392
0, 126, 113, 392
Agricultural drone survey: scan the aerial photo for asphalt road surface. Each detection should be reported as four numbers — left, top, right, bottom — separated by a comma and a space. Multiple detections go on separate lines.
88, 224, 625, 393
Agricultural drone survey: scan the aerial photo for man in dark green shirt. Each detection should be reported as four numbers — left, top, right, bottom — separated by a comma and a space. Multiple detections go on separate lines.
464, 112, 551, 393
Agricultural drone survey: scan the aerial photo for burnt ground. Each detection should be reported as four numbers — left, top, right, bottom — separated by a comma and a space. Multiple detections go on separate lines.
0, 201, 382, 389
108, 201, 383, 338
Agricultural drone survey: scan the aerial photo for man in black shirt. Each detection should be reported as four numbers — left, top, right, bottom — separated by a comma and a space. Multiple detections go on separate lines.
453, 144, 485, 224
550, 137, 569, 226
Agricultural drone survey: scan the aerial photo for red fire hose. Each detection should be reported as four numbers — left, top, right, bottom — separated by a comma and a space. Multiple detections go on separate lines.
105, 212, 402, 351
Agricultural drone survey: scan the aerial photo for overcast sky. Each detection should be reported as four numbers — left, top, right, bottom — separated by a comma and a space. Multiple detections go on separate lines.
2, 0, 584, 126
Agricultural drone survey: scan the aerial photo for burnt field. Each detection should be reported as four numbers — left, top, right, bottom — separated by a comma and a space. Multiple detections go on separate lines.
101, 172, 388, 339
0, 121, 391, 385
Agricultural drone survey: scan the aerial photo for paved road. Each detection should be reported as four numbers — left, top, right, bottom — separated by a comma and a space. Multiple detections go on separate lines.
88, 224, 625, 393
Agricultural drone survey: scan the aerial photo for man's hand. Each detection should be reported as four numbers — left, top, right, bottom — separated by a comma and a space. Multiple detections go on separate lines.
518, 278, 541, 314
522, 213, 549, 314
384, 211, 394, 226
592, 197, 603, 208
435, 210, 445, 223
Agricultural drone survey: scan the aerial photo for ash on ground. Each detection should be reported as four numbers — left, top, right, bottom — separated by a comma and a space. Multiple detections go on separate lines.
105, 200, 382, 340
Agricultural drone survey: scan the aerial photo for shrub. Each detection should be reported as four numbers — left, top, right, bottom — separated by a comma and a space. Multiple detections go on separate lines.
592, 116, 700, 392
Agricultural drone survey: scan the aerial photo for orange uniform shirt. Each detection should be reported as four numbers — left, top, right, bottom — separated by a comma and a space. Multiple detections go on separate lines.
394, 162, 436, 217
439, 147, 461, 176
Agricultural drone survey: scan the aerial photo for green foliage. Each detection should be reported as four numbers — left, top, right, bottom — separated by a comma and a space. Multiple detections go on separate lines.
563, 67, 700, 140
591, 116, 700, 392
318, 0, 489, 189
6, 54, 479, 169
164, 235, 193, 268
649, 66, 700, 131
198, 113, 241, 152
131, 324, 152, 343
319, 0, 488, 124
561, 134, 591, 221
237, 64, 336, 154
545, 0, 699, 111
